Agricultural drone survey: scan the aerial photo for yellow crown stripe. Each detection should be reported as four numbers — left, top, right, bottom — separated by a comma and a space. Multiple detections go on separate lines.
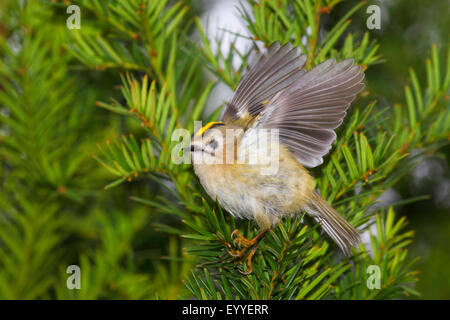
195, 121, 224, 136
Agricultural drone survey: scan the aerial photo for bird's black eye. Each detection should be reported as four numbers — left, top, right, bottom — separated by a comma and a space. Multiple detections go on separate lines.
208, 139, 218, 149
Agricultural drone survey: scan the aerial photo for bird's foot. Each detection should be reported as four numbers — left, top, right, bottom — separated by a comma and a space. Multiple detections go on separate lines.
226, 230, 251, 258
231, 229, 257, 248
226, 228, 269, 274
240, 245, 258, 275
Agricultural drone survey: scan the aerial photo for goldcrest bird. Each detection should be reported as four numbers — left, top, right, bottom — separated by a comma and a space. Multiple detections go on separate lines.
188, 42, 364, 273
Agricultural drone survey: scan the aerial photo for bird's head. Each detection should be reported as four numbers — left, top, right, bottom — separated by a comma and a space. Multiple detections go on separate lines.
187, 121, 243, 166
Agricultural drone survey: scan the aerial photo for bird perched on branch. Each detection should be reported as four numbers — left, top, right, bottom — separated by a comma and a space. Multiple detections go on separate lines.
188, 42, 364, 273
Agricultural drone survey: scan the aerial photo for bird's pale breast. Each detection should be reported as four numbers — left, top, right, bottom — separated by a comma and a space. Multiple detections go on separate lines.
193, 145, 315, 229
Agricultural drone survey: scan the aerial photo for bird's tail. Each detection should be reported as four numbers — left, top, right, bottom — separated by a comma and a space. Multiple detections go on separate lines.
305, 192, 361, 256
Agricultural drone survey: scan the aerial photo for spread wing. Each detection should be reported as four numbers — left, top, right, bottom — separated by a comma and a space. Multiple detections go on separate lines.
254, 58, 365, 168
222, 42, 307, 124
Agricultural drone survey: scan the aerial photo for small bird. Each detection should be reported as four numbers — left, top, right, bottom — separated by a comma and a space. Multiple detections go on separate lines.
188, 42, 364, 273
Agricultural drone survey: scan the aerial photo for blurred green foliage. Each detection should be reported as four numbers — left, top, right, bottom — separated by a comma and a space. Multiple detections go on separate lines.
349, 0, 450, 299
0, 0, 448, 299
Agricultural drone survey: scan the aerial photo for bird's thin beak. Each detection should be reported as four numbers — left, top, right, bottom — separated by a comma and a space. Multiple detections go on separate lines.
183, 145, 196, 153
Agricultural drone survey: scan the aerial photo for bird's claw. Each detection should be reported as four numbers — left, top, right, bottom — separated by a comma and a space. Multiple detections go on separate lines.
230, 229, 255, 248
226, 229, 265, 274
227, 248, 246, 258
239, 248, 257, 275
